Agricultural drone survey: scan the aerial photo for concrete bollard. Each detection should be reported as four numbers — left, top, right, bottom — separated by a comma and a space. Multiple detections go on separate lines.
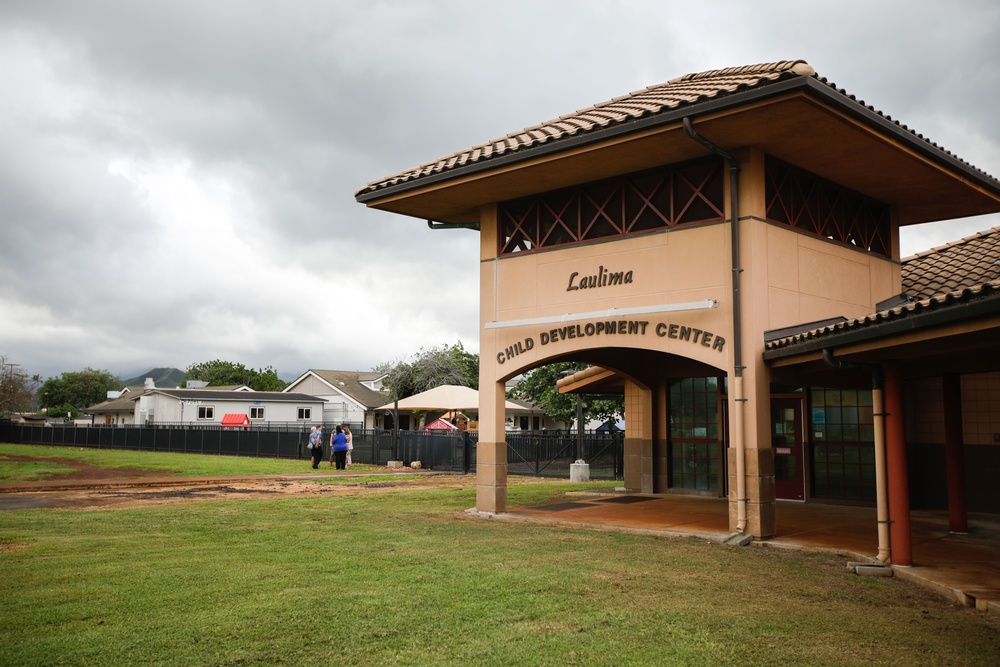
570, 460, 590, 483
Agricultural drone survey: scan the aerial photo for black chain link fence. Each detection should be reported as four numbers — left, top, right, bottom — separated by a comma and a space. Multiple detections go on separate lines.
0, 422, 624, 479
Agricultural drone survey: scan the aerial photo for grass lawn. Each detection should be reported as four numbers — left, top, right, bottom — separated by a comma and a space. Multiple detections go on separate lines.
0, 443, 382, 481
1, 445, 998, 665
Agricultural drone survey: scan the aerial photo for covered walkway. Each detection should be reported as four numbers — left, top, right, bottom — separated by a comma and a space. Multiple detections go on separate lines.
509, 493, 1000, 614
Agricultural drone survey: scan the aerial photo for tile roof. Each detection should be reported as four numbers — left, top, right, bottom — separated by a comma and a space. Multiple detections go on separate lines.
901, 226, 1000, 300
356, 59, 996, 200
764, 226, 1000, 354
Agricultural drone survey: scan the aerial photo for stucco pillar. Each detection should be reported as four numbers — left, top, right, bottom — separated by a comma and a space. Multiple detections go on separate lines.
476, 203, 507, 513
942, 374, 968, 533
475, 378, 507, 513
726, 373, 776, 539
623, 380, 653, 494
883, 361, 912, 566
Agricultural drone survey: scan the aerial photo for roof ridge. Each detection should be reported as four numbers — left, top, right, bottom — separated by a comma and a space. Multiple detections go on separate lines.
357, 59, 816, 196
902, 224, 1000, 263
356, 59, 1000, 199
669, 59, 814, 83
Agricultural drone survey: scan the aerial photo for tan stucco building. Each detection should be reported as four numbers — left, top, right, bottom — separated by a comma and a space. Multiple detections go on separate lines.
356, 61, 1000, 566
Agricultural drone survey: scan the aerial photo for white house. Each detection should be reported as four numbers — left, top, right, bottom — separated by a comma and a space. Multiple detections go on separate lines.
282, 370, 389, 428
84, 385, 150, 425
132, 388, 325, 425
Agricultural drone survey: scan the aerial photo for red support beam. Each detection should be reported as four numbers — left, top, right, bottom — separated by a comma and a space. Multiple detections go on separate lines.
882, 362, 912, 566
942, 374, 969, 533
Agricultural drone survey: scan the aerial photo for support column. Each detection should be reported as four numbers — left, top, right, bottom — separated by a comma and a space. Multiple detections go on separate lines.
942, 374, 968, 533
727, 362, 776, 539
475, 379, 507, 513
475, 204, 506, 514
883, 361, 912, 566
623, 381, 653, 494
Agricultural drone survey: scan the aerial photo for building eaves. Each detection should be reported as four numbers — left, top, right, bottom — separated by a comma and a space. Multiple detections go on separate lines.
356, 60, 1000, 203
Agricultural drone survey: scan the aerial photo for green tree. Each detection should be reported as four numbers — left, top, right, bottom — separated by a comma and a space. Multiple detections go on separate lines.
375, 342, 479, 400
37, 368, 122, 411
508, 362, 624, 427
184, 360, 289, 391
0, 357, 39, 417
46, 403, 81, 421
251, 366, 288, 392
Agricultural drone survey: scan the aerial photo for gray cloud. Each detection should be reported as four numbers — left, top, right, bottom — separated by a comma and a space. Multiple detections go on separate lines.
0, 0, 997, 380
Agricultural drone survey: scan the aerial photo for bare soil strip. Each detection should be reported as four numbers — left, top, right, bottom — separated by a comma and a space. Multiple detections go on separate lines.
0, 456, 467, 510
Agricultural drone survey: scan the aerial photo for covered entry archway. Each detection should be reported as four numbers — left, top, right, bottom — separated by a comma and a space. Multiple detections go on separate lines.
525, 347, 733, 500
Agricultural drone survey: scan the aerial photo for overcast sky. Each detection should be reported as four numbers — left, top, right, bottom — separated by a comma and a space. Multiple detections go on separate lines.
2, 1, 998, 381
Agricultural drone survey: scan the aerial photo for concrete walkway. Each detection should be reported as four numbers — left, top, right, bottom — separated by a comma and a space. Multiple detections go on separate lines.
507, 493, 1000, 614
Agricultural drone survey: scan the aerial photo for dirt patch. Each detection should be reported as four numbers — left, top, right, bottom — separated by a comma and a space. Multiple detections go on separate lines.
0, 457, 471, 510
1, 455, 167, 481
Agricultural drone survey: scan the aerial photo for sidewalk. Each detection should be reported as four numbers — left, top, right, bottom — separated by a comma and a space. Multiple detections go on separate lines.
506, 493, 1000, 614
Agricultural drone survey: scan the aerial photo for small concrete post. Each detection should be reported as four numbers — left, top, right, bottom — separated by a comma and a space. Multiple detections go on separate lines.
570, 459, 590, 483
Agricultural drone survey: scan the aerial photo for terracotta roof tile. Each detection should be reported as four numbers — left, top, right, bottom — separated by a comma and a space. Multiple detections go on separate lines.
357, 59, 999, 203
901, 226, 1000, 300
357, 60, 817, 197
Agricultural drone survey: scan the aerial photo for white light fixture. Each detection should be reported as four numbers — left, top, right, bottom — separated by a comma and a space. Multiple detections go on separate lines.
483, 299, 719, 330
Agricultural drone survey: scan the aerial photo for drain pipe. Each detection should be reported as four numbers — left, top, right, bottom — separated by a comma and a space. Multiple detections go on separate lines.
682, 117, 747, 533
822, 349, 890, 563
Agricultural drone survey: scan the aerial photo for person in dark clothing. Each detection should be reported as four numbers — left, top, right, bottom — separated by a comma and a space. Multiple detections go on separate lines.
310, 425, 324, 469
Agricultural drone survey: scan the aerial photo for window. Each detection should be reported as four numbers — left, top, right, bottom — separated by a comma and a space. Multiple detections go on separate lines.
197, 406, 214, 420
250, 406, 265, 420
809, 388, 875, 501
297, 408, 311, 420
669, 377, 721, 491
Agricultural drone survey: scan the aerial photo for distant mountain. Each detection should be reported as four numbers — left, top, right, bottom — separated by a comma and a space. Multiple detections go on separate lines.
122, 367, 186, 388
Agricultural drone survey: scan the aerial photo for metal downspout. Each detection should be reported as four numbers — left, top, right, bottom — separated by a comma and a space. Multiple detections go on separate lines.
682, 117, 747, 532
822, 349, 890, 563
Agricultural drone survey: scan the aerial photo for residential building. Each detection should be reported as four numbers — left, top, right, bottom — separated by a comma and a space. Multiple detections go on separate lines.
282, 370, 389, 428
133, 388, 325, 426
85, 385, 147, 425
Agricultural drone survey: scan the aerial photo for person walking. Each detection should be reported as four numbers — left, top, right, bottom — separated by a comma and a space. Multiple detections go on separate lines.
331, 425, 349, 470
344, 426, 354, 467
310, 425, 324, 469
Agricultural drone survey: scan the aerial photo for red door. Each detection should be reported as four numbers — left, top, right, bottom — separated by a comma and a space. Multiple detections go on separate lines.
771, 399, 804, 500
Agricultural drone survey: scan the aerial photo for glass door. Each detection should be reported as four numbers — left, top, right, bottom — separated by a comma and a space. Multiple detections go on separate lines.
771, 398, 804, 500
